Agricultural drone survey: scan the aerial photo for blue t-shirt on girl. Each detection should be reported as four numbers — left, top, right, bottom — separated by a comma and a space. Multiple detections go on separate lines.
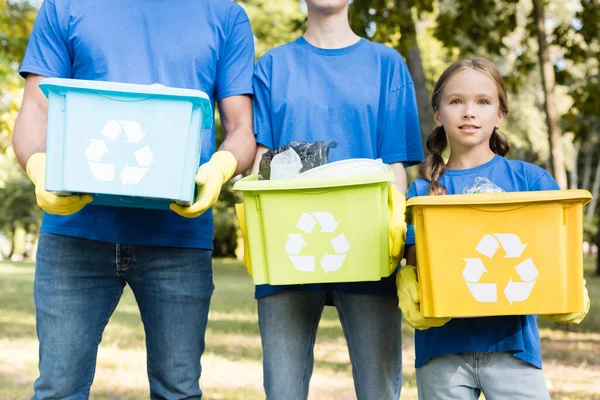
405, 155, 560, 369
253, 37, 424, 299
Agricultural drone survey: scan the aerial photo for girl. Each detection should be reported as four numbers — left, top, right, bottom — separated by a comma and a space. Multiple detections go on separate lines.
398, 57, 590, 400
251, 0, 423, 398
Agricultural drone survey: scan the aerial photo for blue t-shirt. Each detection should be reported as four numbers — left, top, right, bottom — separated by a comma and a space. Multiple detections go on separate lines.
20, 0, 254, 249
405, 155, 560, 369
253, 37, 424, 299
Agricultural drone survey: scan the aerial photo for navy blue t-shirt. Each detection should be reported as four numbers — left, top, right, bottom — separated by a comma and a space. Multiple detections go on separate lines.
20, 0, 254, 248
406, 155, 560, 368
253, 37, 424, 299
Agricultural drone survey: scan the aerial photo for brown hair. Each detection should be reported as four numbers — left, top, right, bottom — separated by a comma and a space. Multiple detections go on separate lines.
419, 57, 511, 195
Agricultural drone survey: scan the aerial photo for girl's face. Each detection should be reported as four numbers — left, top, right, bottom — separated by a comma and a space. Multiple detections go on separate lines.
434, 68, 505, 154
305, 0, 349, 15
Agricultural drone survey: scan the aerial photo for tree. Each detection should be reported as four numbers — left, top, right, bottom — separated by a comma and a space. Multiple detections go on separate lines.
0, 0, 36, 154
531, 0, 568, 189
553, 0, 600, 273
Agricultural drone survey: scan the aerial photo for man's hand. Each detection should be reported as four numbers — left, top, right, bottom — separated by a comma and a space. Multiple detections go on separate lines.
170, 151, 237, 218
26, 153, 93, 215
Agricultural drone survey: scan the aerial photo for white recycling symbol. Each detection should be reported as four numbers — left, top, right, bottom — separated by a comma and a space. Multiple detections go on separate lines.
462, 233, 538, 305
285, 212, 350, 274
85, 120, 154, 186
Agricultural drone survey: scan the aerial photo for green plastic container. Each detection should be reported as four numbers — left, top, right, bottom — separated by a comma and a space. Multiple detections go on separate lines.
233, 170, 395, 285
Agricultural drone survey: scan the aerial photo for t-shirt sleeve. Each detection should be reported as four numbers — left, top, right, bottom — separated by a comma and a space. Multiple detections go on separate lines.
215, 4, 255, 101
253, 56, 274, 150
405, 182, 419, 246
530, 170, 560, 191
378, 56, 424, 166
19, 0, 72, 78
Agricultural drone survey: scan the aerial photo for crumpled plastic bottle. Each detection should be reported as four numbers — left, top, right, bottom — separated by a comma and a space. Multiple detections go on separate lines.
462, 177, 505, 194
269, 148, 303, 180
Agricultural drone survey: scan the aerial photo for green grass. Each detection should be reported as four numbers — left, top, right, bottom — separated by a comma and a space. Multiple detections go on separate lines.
0, 258, 599, 399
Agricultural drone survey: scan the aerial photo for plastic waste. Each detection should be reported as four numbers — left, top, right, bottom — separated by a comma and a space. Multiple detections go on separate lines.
259, 141, 337, 180
462, 177, 505, 194
297, 158, 388, 179
270, 148, 303, 180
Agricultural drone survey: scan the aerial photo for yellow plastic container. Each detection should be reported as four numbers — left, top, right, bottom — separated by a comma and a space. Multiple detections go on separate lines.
407, 190, 592, 318
233, 171, 394, 285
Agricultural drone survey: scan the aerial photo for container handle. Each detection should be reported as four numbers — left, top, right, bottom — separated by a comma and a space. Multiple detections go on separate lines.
96, 93, 158, 102
467, 204, 530, 213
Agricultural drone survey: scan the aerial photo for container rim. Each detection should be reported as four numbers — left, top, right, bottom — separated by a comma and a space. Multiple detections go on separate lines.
39, 78, 210, 102
406, 189, 593, 207
233, 169, 395, 191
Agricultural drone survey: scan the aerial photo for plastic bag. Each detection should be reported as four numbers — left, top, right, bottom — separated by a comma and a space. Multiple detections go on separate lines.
259, 141, 337, 180
462, 177, 505, 194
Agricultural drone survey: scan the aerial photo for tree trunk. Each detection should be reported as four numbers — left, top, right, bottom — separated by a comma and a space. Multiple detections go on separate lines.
596, 227, 600, 276
570, 142, 579, 189
582, 144, 593, 191
397, 5, 434, 154
586, 158, 600, 221
532, 0, 568, 189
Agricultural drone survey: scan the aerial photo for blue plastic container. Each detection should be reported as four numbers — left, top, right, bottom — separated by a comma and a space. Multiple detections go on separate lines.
39, 78, 212, 210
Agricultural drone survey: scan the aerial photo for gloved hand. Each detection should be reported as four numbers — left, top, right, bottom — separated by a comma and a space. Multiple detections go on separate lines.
234, 203, 252, 276
26, 153, 93, 215
170, 151, 237, 218
388, 184, 407, 273
541, 279, 590, 324
397, 265, 452, 330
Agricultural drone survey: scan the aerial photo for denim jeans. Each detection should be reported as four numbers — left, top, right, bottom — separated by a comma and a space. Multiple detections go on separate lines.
32, 233, 214, 400
416, 352, 550, 400
258, 290, 403, 400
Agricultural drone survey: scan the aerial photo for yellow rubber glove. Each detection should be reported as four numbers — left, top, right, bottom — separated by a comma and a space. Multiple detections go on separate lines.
234, 203, 252, 276
388, 184, 407, 273
26, 153, 93, 215
397, 265, 452, 330
170, 151, 237, 218
541, 279, 590, 324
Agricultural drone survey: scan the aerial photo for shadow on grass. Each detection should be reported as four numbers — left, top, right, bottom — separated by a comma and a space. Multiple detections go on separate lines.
549, 390, 600, 400
541, 336, 600, 368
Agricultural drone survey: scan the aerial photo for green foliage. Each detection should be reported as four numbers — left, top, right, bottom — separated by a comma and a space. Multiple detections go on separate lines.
434, 0, 519, 57
553, 0, 600, 142
0, 0, 36, 153
0, 157, 41, 236
212, 180, 241, 257
241, 0, 305, 58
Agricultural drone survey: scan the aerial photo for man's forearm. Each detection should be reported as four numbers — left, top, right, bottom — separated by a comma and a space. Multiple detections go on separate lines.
219, 126, 256, 176
13, 104, 47, 170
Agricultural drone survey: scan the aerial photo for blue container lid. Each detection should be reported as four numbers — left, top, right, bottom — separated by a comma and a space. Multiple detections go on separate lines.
39, 78, 213, 128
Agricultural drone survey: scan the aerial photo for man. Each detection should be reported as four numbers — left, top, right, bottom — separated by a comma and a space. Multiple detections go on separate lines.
12, 1, 256, 398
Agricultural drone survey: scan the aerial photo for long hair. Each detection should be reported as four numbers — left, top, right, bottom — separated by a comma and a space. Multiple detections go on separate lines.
419, 57, 511, 195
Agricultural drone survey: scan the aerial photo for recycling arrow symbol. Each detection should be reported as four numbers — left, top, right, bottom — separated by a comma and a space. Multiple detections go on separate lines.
85, 119, 154, 186
463, 233, 538, 305
285, 212, 350, 274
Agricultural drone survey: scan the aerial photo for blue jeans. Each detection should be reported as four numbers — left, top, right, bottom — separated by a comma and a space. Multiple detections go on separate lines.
258, 291, 403, 400
416, 352, 550, 400
33, 233, 214, 400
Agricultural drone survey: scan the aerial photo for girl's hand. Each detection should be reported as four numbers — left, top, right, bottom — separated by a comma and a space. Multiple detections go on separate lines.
541, 279, 590, 324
